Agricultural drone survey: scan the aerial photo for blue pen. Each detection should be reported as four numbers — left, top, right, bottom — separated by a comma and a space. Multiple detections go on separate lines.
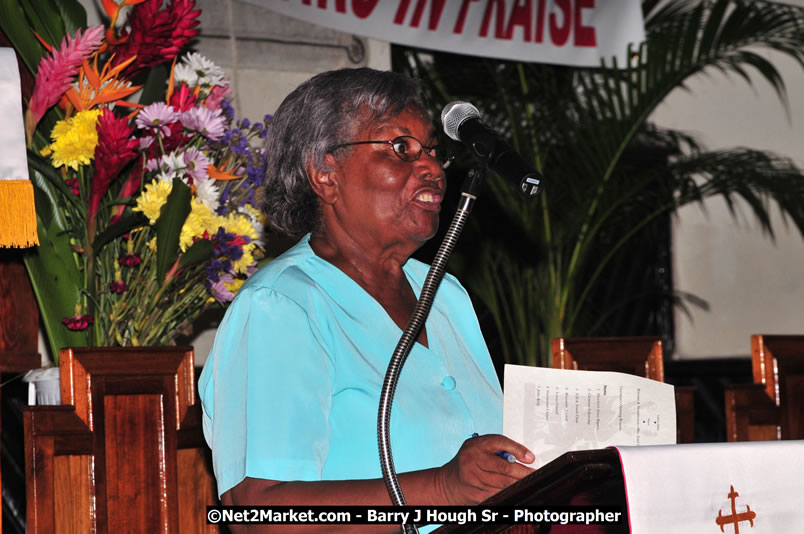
495, 451, 517, 463
470, 433, 517, 463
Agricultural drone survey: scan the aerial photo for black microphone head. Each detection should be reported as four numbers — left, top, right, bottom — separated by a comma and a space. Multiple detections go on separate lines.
441, 101, 480, 142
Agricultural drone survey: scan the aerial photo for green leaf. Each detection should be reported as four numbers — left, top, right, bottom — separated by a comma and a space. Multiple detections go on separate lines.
92, 212, 149, 256
19, 0, 66, 50
154, 178, 191, 283
54, 0, 87, 35
178, 239, 214, 270
0, 0, 47, 74
24, 187, 88, 362
27, 149, 82, 211
139, 64, 170, 106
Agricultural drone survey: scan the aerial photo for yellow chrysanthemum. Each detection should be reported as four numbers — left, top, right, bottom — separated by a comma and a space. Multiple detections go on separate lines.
222, 213, 259, 241
232, 248, 256, 275
39, 109, 103, 170
180, 201, 220, 251
133, 179, 173, 223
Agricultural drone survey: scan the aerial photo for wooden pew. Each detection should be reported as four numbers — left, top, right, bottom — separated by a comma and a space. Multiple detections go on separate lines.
725, 335, 804, 441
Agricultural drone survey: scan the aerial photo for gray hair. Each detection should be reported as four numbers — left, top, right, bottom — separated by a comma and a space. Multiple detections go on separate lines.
262, 67, 425, 237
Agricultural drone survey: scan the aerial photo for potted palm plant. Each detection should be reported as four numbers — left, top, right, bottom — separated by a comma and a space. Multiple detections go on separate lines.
398, 0, 804, 367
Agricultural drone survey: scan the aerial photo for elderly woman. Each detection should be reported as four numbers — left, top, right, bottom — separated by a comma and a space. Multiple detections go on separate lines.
199, 68, 534, 533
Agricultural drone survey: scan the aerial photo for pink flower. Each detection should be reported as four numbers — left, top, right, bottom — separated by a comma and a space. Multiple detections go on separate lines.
169, 83, 197, 112
27, 26, 105, 133
204, 84, 232, 111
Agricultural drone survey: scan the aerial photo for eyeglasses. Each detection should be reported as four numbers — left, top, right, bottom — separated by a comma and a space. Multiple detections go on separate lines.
327, 135, 453, 168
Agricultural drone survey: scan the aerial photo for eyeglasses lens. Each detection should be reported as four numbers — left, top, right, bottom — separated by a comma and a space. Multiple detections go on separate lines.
390, 137, 419, 161
391, 136, 451, 168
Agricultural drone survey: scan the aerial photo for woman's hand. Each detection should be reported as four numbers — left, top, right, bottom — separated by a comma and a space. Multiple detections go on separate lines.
436, 433, 535, 505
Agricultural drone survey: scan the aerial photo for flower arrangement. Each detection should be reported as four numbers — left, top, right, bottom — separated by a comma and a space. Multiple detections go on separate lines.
14, 0, 269, 360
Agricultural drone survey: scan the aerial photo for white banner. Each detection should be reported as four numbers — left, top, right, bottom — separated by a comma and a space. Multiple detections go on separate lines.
254, 0, 645, 68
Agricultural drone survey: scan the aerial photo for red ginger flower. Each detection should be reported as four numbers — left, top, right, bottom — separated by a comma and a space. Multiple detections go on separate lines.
26, 26, 105, 137
110, 0, 201, 78
111, 163, 145, 225
90, 108, 139, 219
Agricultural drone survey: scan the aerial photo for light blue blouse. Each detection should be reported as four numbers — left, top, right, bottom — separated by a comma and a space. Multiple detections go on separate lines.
199, 234, 503, 504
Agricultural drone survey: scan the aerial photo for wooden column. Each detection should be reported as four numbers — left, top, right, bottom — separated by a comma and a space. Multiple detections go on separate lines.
1, 251, 43, 533
24, 346, 221, 533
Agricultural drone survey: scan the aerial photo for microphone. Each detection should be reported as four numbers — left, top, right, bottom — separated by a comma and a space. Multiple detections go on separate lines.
441, 101, 543, 198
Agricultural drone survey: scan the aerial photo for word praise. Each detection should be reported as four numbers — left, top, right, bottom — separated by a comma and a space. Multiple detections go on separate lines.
298, 0, 598, 47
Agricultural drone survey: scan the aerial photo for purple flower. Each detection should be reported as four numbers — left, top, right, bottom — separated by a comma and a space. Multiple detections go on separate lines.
183, 147, 211, 184
216, 187, 230, 215
212, 226, 250, 260
208, 271, 236, 304
139, 136, 155, 150
221, 100, 235, 121
181, 106, 226, 141
136, 102, 179, 136
206, 263, 257, 305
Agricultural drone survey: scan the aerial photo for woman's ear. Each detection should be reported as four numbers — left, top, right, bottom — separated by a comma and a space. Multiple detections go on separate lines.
306, 154, 340, 205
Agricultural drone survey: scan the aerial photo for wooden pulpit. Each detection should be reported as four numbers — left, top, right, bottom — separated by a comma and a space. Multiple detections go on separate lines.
23, 346, 221, 533
434, 449, 627, 533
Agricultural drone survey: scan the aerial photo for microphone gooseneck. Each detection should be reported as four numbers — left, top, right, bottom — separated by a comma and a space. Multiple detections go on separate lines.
377, 191, 477, 534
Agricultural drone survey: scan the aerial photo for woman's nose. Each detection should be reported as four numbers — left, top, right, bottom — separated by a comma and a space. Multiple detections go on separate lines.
416, 159, 446, 189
